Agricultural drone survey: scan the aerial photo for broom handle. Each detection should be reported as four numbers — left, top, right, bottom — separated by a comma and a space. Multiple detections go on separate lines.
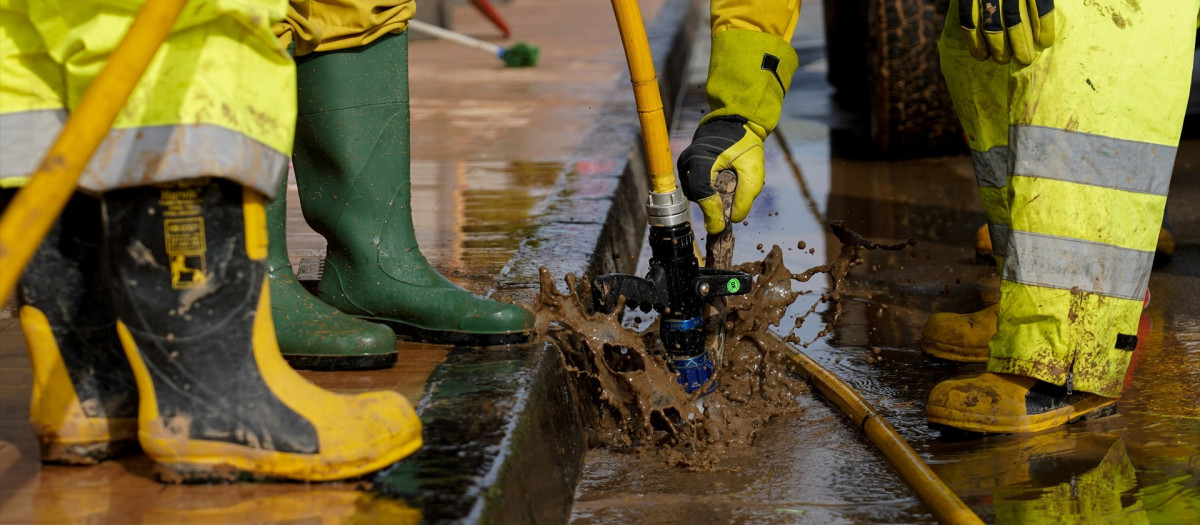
408, 19, 502, 56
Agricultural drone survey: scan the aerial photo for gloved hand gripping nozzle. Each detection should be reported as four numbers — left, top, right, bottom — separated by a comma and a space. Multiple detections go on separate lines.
591, 188, 751, 394
604, 0, 752, 394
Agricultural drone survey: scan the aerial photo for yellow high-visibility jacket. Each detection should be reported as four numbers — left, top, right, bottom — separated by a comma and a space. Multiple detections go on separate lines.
0, 0, 294, 197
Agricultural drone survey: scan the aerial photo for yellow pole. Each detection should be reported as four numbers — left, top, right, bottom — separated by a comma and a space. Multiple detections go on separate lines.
0, 0, 187, 300
772, 332, 985, 525
609, 0, 677, 195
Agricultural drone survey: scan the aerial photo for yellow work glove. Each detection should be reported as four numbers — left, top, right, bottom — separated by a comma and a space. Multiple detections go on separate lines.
677, 117, 765, 234
678, 28, 798, 234
958, 0, 1055, 65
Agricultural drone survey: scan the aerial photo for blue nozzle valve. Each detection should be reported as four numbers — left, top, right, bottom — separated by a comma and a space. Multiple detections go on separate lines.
671, 352, 717, 394
591, 221, 750, 395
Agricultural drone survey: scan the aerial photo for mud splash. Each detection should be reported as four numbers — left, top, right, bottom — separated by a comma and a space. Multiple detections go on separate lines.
532, 222, 912, 469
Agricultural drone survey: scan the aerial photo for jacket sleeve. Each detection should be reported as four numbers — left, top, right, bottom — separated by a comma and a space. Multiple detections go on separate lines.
710, 0, 801, 40
702, 0, 802, 138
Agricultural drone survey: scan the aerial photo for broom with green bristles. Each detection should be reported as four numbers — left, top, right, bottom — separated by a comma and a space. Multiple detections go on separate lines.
408, 19, 540, 67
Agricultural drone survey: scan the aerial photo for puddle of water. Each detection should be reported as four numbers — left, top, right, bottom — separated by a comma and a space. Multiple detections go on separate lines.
411, 160, 563, 292
283, 159, 565, 298
572, 393, 929, 524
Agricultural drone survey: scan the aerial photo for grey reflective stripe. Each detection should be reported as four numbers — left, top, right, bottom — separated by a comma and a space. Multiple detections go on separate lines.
78, 124, 286, 198
1002, 230, 1152, 301
1011, 125, 1175, 196
989, 222, 1010, 259
972, 146, 1008, 189
0, 110, 67, 179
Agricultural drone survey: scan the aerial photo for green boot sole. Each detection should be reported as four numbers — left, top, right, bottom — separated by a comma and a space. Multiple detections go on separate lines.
270, 266, 398, 370
266, 170, 397, 370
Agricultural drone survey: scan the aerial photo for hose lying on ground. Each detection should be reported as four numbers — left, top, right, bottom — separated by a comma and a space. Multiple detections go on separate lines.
770, 331, 984, 525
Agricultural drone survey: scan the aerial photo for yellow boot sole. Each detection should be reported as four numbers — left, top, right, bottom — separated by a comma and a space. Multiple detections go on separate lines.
926, 372, 1118, 434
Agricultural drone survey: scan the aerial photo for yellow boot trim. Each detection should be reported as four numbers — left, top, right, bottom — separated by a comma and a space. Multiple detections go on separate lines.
242, 187, 268, 261
926, 373, 1118, 434
117, 278, 422, 482
920, 304, 997, 363
20, 305, 136, 462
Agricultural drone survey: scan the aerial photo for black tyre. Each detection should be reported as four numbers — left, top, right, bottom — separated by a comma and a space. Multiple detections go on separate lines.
822, 0, 870, 108
824, 0, 965, 158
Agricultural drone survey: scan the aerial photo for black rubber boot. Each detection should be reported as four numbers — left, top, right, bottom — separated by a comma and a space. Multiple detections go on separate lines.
5, 191, 138, 464
104, 178, 421, 482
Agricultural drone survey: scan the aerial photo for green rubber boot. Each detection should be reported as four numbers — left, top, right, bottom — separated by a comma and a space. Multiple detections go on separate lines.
265, 170, 397, 370
293, 32, 532, 346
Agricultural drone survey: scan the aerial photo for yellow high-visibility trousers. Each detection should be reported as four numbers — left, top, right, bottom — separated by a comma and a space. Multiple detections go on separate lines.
0, 0, 295, 197
940, 0, 1199, 397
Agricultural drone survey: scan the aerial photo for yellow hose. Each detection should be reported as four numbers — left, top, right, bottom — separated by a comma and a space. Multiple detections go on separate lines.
770, 332, 984, 525
609, 0, 677, 195
0, 0, 187, 300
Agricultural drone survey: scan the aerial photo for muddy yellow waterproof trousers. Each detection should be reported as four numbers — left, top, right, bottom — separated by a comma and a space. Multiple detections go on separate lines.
274, 0, 413, 57
0, 0, 294, 197
940, 0, 1198, 397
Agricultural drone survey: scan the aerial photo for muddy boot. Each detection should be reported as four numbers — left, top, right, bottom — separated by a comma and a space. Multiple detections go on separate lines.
975, 223, 993, 262
293, 32, 532, 346
5, 191, 139, 464
920, 304, 996, 363
104, 178, 421, 482
925, 372, 1118, 434
265, 169, 398, 370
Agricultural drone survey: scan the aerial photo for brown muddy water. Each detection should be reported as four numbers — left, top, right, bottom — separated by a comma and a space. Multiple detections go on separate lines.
532, 227, 909, 471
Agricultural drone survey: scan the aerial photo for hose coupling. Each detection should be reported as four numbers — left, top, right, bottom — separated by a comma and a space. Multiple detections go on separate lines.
646, 188, 690, 227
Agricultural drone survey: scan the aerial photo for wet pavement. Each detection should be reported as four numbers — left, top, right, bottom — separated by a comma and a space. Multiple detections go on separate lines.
572, 2, 1200, 523
2, 0, 1198, 523
0, 0, 666, 521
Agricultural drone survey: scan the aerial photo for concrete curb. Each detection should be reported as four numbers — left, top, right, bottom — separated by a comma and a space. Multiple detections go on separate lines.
373, 340, 582, 523
373, 0, 701, 523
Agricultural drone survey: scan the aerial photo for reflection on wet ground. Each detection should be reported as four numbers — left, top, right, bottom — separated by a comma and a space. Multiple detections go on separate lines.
571, 2, 1200, 522
0, 339, 448, 524
411, 160, 563, 292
